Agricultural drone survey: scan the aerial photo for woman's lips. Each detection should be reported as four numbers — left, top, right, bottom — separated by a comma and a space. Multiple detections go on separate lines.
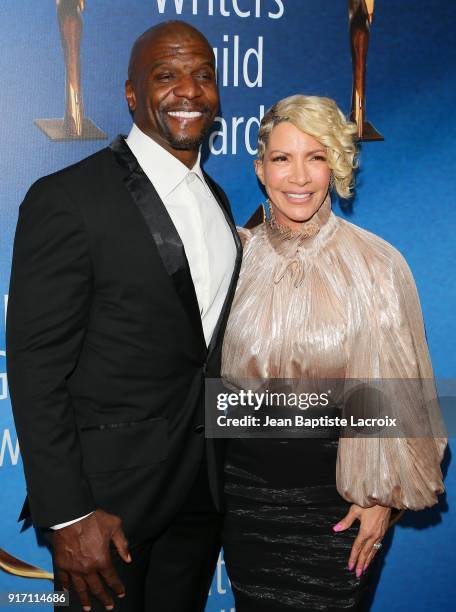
284, 192, 313, 203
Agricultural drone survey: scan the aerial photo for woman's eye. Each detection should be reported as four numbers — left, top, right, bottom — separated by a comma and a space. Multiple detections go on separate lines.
310, 155, 327, 161
271, 155, 287, 162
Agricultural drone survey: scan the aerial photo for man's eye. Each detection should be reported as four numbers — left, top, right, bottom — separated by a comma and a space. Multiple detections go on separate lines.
156, 73, 173, 81
194, 71, 214, 81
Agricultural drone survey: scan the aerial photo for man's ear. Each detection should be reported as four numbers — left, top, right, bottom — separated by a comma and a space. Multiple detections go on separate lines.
254, 159, 265, 185
125, 80, 136, 112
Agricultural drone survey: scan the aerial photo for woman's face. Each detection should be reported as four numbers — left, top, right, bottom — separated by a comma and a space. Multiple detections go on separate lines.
255, 122, 331, 231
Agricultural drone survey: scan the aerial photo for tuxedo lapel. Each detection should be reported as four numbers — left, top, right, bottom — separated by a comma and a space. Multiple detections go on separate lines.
203, 172, 243, 360
109, 135, 205, 351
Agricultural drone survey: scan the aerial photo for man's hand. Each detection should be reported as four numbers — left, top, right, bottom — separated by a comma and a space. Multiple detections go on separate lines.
52, 509, 131, 611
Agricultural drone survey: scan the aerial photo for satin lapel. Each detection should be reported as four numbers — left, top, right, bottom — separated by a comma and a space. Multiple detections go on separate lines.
203, 172, 243, 360
109, 135, 205, 351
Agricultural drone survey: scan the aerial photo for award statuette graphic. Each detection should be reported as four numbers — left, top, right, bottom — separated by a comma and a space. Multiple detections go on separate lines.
0, 548, 53, 580
349, 0, 383, 141
34, 0, 106, 141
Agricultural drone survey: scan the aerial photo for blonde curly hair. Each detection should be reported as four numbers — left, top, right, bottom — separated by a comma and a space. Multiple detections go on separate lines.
257, 95, 358, 199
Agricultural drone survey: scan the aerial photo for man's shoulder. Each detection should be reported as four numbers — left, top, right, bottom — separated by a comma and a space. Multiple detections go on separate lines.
21, 145, 124, 217
31, 146, 116, 193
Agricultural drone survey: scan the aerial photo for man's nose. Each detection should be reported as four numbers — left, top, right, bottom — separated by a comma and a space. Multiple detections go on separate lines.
172, 75, 203, 99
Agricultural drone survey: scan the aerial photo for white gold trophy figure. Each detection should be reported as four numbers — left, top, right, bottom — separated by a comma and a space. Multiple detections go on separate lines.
35, 0, 106, 140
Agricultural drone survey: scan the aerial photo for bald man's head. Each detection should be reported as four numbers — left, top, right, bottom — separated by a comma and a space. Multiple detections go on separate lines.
128, 21, 213, 81
124, 21, 218, 166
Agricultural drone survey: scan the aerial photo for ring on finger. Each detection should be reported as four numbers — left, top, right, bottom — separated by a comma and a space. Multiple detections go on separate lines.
373, 542, 382, 550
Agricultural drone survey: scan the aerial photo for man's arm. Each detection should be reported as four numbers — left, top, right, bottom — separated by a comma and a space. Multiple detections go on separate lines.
7, 176, 95, 526
6, 177, 131, 609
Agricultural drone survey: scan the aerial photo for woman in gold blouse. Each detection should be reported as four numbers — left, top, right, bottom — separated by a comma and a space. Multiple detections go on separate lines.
221, 95, 446, 611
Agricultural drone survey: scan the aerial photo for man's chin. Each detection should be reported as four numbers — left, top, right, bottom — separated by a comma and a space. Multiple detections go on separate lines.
168, 136, 203, 151
160, 117, 213, 152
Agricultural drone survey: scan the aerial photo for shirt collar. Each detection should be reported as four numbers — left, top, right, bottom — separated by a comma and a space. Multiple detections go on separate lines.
125, 123, 205, 199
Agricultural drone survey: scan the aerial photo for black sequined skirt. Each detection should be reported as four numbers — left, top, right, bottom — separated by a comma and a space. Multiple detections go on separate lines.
223, 438, 376, 611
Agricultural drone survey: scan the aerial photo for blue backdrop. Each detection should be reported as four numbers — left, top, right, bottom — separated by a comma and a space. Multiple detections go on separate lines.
0, 1, 454, 610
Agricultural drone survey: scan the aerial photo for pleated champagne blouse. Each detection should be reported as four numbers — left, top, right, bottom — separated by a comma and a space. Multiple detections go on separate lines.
221, 197, 446, 510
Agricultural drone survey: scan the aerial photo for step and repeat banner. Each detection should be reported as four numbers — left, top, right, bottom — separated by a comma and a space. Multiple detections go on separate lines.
1, 1, 455, 610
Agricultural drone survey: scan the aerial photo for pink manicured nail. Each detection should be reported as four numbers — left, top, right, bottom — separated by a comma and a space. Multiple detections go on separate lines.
356, 568, 362, 578
363, 564, 368, 572
332, 523, 343, 532
348, 562, 354, 571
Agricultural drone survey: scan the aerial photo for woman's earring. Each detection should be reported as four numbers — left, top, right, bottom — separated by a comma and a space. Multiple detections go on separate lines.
262, 199, 274, 223
267, 199, 277, 224
261, 201, 267, 223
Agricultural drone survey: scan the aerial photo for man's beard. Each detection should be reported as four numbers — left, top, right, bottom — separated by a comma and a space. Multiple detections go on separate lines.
157, 110, 214, 151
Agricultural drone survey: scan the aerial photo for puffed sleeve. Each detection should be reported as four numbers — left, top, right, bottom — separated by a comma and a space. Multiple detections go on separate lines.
336, 247, 447, 510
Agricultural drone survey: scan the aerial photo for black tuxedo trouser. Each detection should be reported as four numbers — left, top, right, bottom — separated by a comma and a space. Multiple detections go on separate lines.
50, 450, 222, 612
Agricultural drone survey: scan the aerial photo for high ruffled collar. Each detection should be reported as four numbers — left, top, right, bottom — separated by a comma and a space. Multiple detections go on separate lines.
267, 193, 332, 243
262, 195, 338, 287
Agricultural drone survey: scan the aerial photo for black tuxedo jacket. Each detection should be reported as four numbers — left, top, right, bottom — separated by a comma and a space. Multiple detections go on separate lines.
6, 136, 242, 541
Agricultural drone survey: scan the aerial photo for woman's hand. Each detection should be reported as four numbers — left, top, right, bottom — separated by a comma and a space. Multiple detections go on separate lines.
332, 504, 391, 577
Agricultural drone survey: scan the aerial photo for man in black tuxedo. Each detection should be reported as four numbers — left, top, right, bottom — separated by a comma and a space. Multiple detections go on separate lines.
7, 21, 241, 612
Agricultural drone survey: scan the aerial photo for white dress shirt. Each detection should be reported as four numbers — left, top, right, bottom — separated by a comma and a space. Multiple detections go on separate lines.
51, 124, 236, 529
126, 123, 237, 345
